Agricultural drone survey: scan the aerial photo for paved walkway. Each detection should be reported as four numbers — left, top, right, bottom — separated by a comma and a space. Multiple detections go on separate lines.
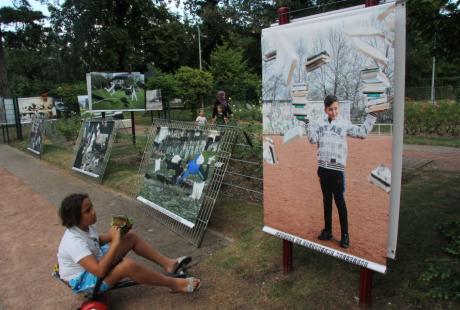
0, 144, 230, 309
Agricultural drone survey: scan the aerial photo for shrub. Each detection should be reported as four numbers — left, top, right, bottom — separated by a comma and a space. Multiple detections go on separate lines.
405, 101, 460, 136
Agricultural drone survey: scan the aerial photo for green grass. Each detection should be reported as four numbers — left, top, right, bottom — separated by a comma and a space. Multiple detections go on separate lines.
92, 89, 145, 110
404, 135, 460, 148
199, 171, 460, 309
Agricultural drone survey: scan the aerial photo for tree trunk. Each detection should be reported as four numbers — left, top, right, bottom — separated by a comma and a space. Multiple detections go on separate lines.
0, 27, 9, 97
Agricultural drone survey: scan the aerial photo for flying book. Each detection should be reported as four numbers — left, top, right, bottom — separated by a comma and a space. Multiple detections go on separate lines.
351, 38, 388, 67
365, 102, 390, 113
292, 83, 308, 91
292, 97, 308, 105
368, 164, 391, 193
291, 90, 309, 98
377, 3, 395, 22
344, 27, 385, 39
263, 137, 278, 165
263, 50, 277, 62
283, 126, 304, 144
361, 67, 391, 87
287, 59, 298, 85
365, 95, 388, 106
305, 51, 330, 72
361, 83, 387, 93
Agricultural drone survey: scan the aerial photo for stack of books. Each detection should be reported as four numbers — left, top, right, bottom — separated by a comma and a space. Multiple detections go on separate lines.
305, 51, 330, 72
290, 83, 309, 121
360, 67, 391, 113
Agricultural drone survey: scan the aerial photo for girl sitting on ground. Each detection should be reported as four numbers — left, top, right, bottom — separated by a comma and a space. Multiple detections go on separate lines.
57, 193, 200, 294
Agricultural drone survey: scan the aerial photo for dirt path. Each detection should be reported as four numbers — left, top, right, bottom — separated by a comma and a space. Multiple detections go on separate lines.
403, 144, 460, 172
0, 145, 229, 310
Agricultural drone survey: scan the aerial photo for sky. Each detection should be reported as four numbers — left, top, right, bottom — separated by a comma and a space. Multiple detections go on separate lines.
0, 0, 184, 17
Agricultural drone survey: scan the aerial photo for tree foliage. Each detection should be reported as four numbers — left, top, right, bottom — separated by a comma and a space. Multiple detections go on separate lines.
174, 66, 213, 117
209, 43, 259, 101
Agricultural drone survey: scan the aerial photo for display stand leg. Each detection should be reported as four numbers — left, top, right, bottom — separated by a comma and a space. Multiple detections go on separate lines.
1, 125, 5, 143
6, 124, 10, 144
283, 240, 293, 274
131, 111, 136, 145
359, 267, 373, 308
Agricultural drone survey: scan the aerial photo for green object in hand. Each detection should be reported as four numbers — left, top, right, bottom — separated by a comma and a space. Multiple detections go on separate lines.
111, 215, 133, 235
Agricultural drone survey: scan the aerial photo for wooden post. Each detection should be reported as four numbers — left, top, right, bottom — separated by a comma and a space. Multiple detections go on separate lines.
283, 239, 293, 274
366, 0, 380, 6
359, 268, 373, 308
12, 98, 22, 141
131, 111, 136, 144
278, 7, 290, 25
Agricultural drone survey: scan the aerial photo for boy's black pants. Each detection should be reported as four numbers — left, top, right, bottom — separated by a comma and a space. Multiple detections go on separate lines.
317, 166, 348, 236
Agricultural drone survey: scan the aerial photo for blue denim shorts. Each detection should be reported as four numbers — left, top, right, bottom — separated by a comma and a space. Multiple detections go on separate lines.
68, 244, 111, 294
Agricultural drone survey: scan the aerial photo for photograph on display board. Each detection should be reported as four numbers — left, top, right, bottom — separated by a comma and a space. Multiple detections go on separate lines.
88, 72, 145, 111
27, 115, 47, 155
78, 95, 89, 111
146, 90, 163, 111
17, 97, 55, 123
262, 2, 400, 273
137, 126, 222, 228
72, 120, 117, 179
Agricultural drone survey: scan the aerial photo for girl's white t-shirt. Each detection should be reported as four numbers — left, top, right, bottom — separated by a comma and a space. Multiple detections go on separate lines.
195, 116, 207, 126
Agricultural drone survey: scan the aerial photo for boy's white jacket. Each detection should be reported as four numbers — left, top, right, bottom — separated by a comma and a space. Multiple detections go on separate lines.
306, 114, 377, 171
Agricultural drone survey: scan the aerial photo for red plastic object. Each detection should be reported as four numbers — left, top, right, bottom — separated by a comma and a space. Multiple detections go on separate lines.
80, 300, 109, 310
365, 0, 379, 7
278, 7, 290, 25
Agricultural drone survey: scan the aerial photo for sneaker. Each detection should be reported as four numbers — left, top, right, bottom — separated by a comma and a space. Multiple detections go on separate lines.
340, 234, 350, 248
318, 229, 333, 240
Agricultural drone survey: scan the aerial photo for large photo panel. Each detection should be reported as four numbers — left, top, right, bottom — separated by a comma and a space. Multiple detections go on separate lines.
88, 72, 145, 111
262, 2, 400, 273
137, 125, 222, 228
72, 120, 117, 179
27, 115, 47, 156
17, 97, 55, 123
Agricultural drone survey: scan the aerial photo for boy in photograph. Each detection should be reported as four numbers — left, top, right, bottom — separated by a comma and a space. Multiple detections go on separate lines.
305, 95, 377, 248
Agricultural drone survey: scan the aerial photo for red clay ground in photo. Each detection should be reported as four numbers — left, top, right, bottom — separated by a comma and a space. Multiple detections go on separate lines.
264, 135, 392, 265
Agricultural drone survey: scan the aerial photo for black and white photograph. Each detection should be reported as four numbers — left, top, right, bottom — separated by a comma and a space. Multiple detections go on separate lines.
146, 89, 163, 111
137, 126, 222, 228
88, 72, 145, 111
27, 115, 47, 155
72, 120, 117, 178
18, 96, 55, 123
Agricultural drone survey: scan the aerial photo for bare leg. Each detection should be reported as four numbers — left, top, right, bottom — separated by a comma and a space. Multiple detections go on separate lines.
114, 231, 178, 273
103, 258, 199, 293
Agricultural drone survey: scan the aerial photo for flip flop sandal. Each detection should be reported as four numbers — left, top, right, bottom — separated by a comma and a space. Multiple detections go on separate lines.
165, 270, 187, 278
185, 277, 201, 293
173, 256, 192, 274
170, 277, 201, 294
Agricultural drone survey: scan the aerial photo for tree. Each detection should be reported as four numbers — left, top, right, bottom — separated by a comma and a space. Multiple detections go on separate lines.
209, 43, 260, 102
49, 0, 194, 75
174, 66, 213, 117
145, 71, 180, 107
0, 4, 45, 96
